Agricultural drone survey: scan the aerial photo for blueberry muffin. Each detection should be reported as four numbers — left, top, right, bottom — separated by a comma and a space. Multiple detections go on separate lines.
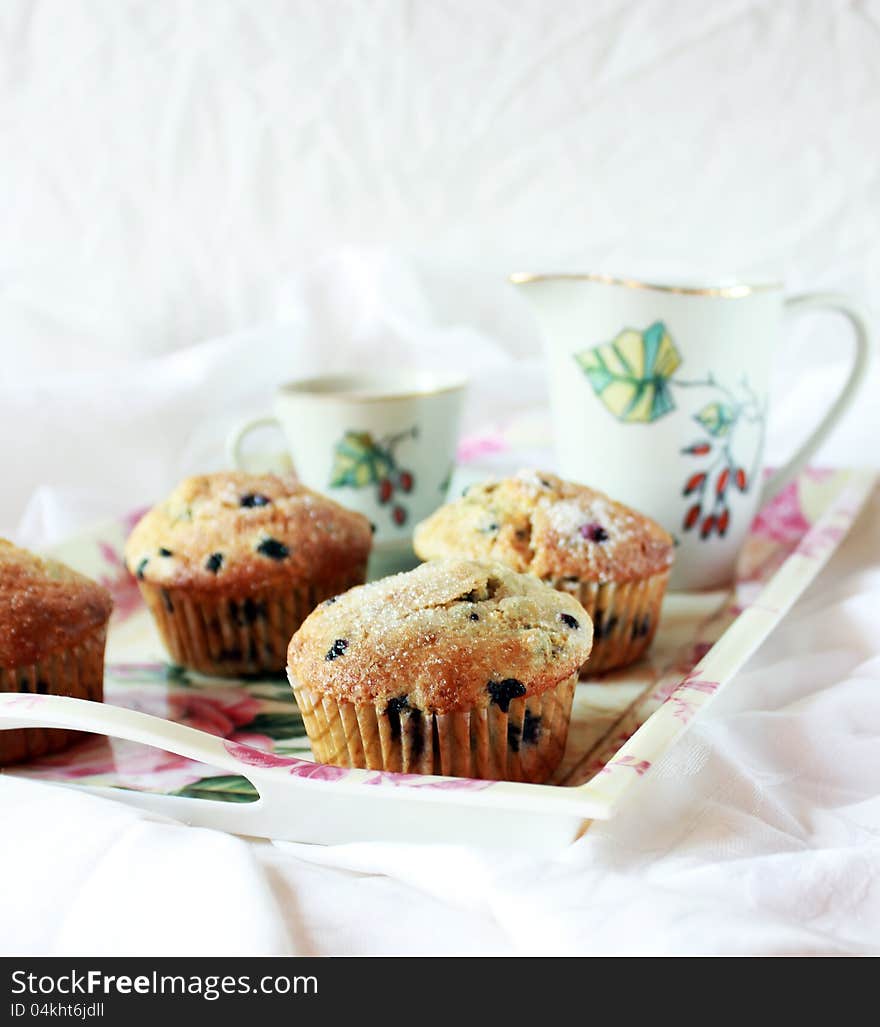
125, 472, 372, 677
413, 471, 673, 674
287, 558, 592, 782
0, 540, 112, 765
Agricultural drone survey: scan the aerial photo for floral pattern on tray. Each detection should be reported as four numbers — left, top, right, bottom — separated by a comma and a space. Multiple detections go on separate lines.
14, 668, 308, 802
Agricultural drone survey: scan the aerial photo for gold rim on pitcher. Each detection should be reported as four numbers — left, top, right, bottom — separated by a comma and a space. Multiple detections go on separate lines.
508, 271, 783, 298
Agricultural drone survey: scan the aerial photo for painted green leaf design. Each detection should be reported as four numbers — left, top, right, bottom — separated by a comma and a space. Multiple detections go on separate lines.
248, 680, 301, 701
438, 462, 454, 495
329, 431, 394, 488
573, 321, 683, 423
165, 664, 192, 685
694, 402, 736, 437
174, 775, 259, 803
245, 712, 307, 740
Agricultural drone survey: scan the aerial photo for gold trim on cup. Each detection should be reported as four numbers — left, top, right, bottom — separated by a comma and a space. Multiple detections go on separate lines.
279, 373, 468, 403
509, 271, 783, 298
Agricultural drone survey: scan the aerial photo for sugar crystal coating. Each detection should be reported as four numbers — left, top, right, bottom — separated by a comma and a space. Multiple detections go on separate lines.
124, 471, 371, 592
0, 539, 113, 666
287, 558, 593, 713
414, 470, 673, 584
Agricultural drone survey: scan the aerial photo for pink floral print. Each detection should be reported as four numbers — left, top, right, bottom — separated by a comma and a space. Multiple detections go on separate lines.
602, 756, 651, 776
677, 671, 719, 695
666, 697, 697, 723
456, 432, 509, 463
795, 522, 846, 560
222, 740, 349, 781
750, 480, 811, 545
363, 770, 494, 791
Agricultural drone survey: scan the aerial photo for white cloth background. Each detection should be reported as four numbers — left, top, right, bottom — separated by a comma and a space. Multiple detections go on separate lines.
1, 0, 879, 955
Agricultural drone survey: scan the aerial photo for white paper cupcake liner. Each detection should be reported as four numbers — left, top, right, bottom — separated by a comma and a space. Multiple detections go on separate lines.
547, 569, 669, 674
0, 624, 107, 766
290, 672, 578, 784
139, 567, 367, 677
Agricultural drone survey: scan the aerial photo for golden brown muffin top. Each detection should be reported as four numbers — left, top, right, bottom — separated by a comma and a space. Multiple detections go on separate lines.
0, 539, 113, 667
413, 470, 673, 583
287, 558, 592, 713
124, 472, 373, 595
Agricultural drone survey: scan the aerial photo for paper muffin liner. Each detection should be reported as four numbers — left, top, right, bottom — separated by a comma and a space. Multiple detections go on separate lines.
0, 624, 107, 766
290, 671, 577, 784
139, 566, 367, 677
547, 569, 670, 675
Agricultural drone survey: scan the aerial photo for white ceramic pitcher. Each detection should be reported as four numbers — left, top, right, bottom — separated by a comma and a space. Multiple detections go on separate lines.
512, 271, 872, 590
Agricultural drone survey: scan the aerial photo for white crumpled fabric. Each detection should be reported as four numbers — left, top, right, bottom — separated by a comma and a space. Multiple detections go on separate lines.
2, 0, 880, 955
6, 249, 547, 545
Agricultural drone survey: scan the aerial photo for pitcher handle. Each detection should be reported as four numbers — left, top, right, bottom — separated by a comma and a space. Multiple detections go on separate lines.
760, 293, 872, 504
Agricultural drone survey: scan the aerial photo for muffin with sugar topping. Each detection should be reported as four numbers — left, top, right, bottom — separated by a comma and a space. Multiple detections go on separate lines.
125, 471, 372, 676
413, 470, 673, 673
287, 558, 593, 782
0, 539, 112, 764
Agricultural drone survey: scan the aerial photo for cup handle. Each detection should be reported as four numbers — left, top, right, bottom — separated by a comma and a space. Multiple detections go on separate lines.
760, 293, 872, 504
227, 415, 286, 470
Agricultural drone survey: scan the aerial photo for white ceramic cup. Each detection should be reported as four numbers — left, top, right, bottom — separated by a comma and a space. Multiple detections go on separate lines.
512, 272, 872, 590
228, 372, 467, 556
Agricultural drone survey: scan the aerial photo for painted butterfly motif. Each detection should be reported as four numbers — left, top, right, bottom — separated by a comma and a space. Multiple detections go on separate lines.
574, 320, 683, 424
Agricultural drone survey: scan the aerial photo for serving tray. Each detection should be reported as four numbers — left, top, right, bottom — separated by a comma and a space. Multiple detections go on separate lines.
0, 467, 873, 851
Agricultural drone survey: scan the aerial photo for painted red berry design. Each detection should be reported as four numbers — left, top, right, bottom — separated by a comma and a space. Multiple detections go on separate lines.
683, 442, 711, 456
683, 503, 701, 531
684, 472, 706, 496
329, 427, 418, 529
677, 399, 760, 541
